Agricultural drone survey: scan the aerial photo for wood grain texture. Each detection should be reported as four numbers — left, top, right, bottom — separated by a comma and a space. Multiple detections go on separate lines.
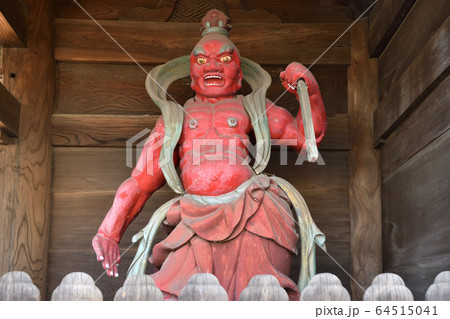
0, 144, 18, 272
54, 19, 350, 65
374, 16, 450, 144
382, 131, 450, 300
55, 63, 348, 117
51, 114, 349, 149
300, 273, 350, 301
381, 77, 450, 179
1, 0, 55, 298
239, 274, 289, 301
378, 0, 449, 107
347, 19, 382, 300
425, 271, 450, 301
51, 272, 103, 301
56, 0, 351, 23
114, 275, 163, 301
51, 114, 158, 147
363, 273, 414, 301
179, 273, 228, 301
227, 0, 352, 23
0, 82, 20, 137
0, 0, 28, 47
0, 271, 40, 301
56, 0, 173, 21
368, 0, 416, 57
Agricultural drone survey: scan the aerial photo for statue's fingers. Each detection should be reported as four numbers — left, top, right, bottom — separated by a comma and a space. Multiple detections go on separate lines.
92, 238, 104, 262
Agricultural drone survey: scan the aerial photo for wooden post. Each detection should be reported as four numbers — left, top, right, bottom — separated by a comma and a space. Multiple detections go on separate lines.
0, 0, 55, 298
348, 18, 382, 300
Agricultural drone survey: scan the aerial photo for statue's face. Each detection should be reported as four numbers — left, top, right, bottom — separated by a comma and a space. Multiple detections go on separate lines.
190, 36, 242, 100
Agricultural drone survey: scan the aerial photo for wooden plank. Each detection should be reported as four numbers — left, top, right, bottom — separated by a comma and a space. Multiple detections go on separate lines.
55, 63, 348, 117
382, 131, 450, 300
51, 114, 349, 149
347, 19, 382, 300
374, 16, 450, 143
56, 0, 172, 21
0, 82, 20, 137
0, 0, 28, 47
0, 0, 55, 297
381, 77, 450, 179
368, 0, 416, 57
55, 19, 350, 65
226, 0, 352, 23
53, 147, 137, 193
378, 0, 449, 105
51, 114, 158, 147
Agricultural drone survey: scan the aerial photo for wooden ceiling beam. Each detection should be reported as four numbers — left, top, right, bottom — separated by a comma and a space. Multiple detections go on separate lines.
0, 0, 28, 47
0, 82, 20, 137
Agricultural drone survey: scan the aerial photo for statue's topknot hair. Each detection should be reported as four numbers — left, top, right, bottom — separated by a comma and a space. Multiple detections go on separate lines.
200, 9, 233, 38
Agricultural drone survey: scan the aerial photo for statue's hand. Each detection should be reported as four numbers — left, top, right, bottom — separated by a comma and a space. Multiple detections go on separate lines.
280, 62, 316, 96
92, 233, 120, 277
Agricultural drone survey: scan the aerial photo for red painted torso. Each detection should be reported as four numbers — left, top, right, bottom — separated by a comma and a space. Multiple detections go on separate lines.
179, 95, 254, 195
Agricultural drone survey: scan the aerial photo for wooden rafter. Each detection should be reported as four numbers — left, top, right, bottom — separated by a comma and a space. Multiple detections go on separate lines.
0, 0, 28, 47
0, 82, 20, 137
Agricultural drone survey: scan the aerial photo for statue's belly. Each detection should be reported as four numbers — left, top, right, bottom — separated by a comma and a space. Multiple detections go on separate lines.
180, 150, 254, 196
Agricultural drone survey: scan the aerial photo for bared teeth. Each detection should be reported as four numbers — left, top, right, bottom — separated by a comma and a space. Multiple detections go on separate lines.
204, 75, 224, 86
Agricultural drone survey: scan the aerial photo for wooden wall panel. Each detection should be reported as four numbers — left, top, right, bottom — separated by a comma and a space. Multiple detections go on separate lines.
374, 16, 450, 143
382, 132, 450, 300
375, 2, 450, 300
378, 0, 449, 105
368, 0, 416, 57
381, 77, 450, 179
54, 19, 350, 65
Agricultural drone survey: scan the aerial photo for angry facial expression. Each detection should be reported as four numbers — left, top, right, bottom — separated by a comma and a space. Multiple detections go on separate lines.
190, 35, 243, 101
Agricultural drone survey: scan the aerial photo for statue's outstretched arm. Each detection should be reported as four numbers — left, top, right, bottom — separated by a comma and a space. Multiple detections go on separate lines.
267, 62, 327, 152
92, 116, 177, 277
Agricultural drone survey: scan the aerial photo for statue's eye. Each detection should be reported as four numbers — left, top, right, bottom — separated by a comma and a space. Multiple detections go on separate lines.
220, 55, 232, 63
197, 57, 206, 65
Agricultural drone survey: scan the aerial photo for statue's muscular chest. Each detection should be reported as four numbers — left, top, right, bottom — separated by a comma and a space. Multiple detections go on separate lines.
180, 97, 251, 141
